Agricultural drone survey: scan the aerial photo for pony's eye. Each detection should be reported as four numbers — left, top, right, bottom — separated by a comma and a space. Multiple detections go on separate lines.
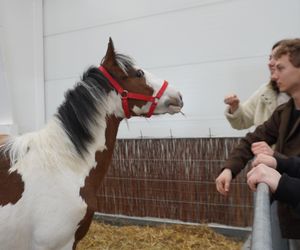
136, 69, 144, 78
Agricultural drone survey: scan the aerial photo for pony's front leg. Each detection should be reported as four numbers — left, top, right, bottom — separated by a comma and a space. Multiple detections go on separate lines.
60, 239, 74, 250
32, 239, 74, 250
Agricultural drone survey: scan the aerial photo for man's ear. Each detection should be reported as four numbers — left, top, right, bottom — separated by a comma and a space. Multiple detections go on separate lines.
102, 37, 117, 68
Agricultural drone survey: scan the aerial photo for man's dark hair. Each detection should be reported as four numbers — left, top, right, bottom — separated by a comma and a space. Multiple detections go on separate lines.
274, 38, 300, 68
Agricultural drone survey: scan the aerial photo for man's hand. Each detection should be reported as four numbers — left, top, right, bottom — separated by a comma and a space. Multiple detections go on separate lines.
215, 168, 232, 196
251, 141, 274, 156
252, 154, 277, 169
247, 164, 281, 192
224, 94, 240, 114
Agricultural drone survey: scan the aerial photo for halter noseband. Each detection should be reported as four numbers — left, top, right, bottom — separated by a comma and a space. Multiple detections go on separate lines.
99, 66, 168, 118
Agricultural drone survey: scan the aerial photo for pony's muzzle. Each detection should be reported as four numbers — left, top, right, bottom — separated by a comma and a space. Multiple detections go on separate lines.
164, 93, 184, 114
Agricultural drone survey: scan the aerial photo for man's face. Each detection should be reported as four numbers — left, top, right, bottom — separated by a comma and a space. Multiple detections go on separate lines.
268, 47, 279, 80
273, 54, 300, 94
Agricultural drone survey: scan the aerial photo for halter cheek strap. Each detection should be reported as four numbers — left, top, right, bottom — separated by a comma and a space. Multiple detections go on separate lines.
99, 66, 168, 118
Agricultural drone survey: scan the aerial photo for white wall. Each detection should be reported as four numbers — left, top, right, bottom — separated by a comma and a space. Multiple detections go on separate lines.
0, 26, 15, 134
0, 0, 44, 134
44, 0, 300, 138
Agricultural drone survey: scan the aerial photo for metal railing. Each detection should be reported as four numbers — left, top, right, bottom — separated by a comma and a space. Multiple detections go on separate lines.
250, 183, 289, 250
251, 183, 272, 250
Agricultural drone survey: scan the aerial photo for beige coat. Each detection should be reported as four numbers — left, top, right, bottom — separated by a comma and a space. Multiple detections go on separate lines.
225, 83, 289, 129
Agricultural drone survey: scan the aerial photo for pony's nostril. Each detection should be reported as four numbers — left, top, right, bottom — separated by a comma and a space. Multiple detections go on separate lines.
178, 93, 183, 107
165, 97, 183, 108
179, 93, 183, 101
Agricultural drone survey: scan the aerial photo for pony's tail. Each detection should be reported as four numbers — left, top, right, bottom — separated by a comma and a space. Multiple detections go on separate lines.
1, 134, 33, 167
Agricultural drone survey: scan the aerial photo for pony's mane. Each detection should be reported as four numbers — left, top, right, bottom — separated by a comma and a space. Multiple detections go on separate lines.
56, 67, 113, 157
57, 53, 135, 157
1, 53, 136, 167
114, 54, 136, 74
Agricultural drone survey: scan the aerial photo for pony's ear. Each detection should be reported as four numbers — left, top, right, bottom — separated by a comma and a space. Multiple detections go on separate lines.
102, 37, 117, 67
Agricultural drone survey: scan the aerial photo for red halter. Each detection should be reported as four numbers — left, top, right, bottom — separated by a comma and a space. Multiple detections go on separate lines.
99, 66, 168, 118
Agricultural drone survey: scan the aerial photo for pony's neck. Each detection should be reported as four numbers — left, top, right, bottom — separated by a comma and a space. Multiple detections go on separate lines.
73, 115, 121, 247
95, 115, 122, 181
79, 115, 122, 210
75, 91, 124, 169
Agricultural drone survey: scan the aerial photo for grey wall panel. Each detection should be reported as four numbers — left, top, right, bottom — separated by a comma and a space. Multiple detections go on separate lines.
44, 0, 300, 137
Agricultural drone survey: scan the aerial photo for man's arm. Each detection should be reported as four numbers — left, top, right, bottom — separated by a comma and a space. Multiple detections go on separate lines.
224, 108, 280, 178
273, 173, 300, 209
276, 157, 300, 177
247, 164, 300, 209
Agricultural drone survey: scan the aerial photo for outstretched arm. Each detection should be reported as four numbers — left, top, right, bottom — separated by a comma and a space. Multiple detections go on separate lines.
224, 85, 267, 130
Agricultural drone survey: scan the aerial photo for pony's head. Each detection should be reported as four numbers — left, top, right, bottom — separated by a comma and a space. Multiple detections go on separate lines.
56, 38, 183, 156
100, 38, 183, 118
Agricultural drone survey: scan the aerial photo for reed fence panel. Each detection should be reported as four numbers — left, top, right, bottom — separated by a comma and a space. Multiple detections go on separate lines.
96, 138, 253, 227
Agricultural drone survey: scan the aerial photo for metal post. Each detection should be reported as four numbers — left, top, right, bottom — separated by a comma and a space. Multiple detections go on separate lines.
251, 183, 272, 250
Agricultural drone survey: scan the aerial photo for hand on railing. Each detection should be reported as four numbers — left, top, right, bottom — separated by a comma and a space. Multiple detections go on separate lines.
252, 154, 277, 169
251, 141, 274, 156
247, 153, 281, 193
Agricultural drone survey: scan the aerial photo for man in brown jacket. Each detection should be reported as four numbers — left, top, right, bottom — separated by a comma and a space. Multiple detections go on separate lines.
216, 38, 300, 239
